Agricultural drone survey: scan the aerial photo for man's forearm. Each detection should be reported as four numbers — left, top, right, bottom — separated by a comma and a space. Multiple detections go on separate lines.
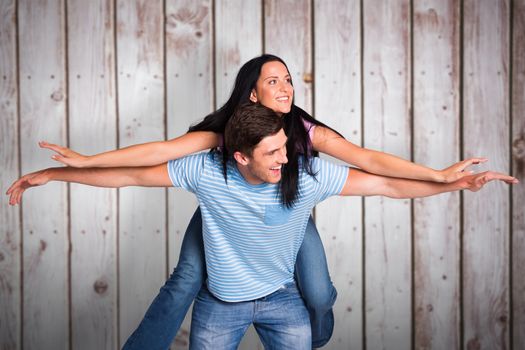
384, 176, 460, 199
7, 163, 172, 206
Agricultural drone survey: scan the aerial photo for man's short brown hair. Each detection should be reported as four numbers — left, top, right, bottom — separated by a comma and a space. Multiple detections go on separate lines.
225, 103, 285, 157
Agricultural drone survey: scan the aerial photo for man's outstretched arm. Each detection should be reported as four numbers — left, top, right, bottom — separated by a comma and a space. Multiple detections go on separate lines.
340, 168, 518, 198
6, 163, 172, 206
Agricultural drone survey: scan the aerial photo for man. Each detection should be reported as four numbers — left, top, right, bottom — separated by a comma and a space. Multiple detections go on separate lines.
7, 103, 518, 349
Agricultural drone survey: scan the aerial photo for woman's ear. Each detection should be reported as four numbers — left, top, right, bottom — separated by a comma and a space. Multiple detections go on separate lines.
249, 89, 258, 103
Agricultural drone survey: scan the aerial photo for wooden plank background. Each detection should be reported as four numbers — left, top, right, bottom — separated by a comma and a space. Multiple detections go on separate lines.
0, 1, 523, 349
68, 0, 118, 349
413, 1, 461, 349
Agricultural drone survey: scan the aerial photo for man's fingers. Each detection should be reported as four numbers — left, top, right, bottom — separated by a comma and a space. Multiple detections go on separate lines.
6, 178, 24, 195
9, 188, 21, 206
479, 171, 519, 185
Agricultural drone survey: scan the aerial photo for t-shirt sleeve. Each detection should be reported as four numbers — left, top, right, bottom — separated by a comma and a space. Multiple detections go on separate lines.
302, 118, 316, 142
166, 153, 206, 193
311, 157, 349, 203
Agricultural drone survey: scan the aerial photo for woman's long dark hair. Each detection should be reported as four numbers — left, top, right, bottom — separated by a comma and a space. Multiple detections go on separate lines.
188, 54, 340, 207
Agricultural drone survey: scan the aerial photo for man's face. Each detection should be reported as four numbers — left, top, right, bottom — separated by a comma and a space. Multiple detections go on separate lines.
236, 129, 288, 185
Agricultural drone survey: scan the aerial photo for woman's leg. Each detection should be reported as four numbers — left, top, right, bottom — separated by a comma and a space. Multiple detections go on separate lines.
294, 216, 337, 348
122, 207, 205, 350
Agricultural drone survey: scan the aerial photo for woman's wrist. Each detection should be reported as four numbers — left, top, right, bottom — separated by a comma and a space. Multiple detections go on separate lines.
79, 155, 95, 168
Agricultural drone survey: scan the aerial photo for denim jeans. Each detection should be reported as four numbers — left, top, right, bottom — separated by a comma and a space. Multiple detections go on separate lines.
122, 207, 336, 350
190, 283, 311, 350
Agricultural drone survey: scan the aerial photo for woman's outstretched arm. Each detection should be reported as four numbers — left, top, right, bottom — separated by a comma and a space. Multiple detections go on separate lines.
312, 126, 486, 183
39, 131, 221, 168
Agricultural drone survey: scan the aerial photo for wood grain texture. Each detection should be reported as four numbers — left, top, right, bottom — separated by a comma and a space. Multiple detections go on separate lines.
18, 0, 69, 349
165, 0, 212, 348
313, 0, 363, 348
264, 0, 312, 113
413, 1, 461, 349
512, 0, 525, 348
463, 0, 510, 349
67, 0, 118, 349
0, 0, 20, 349
17, 1, 70, 349
363, 0, 412, 349
116, 0, 167, 346
215, 0, 262, 106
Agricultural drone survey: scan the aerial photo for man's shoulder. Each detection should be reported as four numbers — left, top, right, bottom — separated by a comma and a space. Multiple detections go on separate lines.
297, 156, 329, 174
170, 151, 220, 167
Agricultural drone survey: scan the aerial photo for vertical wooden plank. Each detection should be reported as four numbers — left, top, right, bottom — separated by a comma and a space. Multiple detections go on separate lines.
214, 2, 264, 349
215, 0, 262, 106
264, 0, 312, 113
18, 0, 68, 349
463, 0, 510, 349
363, 1, 412, 349
413, 1, 461, 349
512, 0, 525, 348
164, 0, 212, 348
116, 0, 166, 346
313, 0, 363, 349
67, 0, 117, 349
0, 0, 20, 349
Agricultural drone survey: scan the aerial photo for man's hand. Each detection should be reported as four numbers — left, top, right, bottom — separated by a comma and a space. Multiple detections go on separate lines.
6, 169, 52, 206
458, 171, 519, 192
341, 168, 519, 198
6, 163, 172, 206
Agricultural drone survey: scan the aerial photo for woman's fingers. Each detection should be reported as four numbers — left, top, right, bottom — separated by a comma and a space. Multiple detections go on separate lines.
39, 141, 67, 155
458, 157, 488, 172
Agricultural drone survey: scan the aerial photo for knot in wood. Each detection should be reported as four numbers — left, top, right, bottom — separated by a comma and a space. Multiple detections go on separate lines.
303, 72, 313, 83
466, 338, 481, 350
513, 138, 525, 160
51, 90, 64, 102
93, 279, 109, 295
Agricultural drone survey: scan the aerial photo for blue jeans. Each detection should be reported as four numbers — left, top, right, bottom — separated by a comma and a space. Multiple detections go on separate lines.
122, 208, 336, 349
190, 283, 311, 350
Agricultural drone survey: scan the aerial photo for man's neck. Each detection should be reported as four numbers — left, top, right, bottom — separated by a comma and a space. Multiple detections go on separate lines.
235, 163, 265, 185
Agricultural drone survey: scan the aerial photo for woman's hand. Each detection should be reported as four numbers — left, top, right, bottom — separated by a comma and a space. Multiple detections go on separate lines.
437, 157, 488, 183
39, 141, 90, 168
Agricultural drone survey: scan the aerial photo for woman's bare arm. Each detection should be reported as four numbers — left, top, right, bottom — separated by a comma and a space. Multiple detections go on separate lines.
312, 126, 486, 183
40, 131, 221, 168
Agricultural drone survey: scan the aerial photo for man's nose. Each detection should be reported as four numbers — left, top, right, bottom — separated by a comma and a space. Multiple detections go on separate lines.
279, 149, 288, 164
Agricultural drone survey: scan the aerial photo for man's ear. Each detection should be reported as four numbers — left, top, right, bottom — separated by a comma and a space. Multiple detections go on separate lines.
233, 151, 250, 165
249, 89, 258, 103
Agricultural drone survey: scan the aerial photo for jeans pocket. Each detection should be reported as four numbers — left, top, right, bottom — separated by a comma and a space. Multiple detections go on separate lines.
264, 204, 292, 226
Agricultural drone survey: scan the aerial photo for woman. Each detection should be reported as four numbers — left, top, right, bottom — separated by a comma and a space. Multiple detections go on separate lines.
41, 54, 483, 349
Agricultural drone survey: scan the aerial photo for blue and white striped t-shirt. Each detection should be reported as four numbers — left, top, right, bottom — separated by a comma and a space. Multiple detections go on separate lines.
167, 152, 348, 302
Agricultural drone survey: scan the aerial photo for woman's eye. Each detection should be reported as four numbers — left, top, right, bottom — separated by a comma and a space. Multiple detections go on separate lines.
268, 80, 276, 85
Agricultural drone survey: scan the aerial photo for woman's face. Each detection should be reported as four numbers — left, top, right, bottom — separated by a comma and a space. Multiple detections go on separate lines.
250, 61, 294, 115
